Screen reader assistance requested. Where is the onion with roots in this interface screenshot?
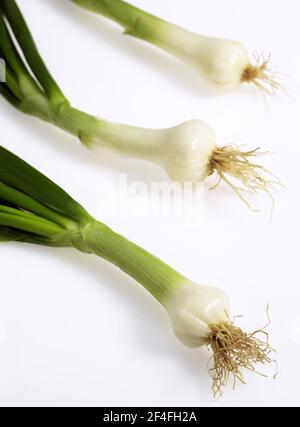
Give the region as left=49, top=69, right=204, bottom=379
left=0, top=1, right=279, bottom=209
left=71, top=0, right=281, bottom=94
left=0, top=146, right=276, bottom=396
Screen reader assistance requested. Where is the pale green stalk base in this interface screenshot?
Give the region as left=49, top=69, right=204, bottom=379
left=14, top=78, right=163, bottom=159
left=0, top=144, right=184, bottom=306
left=72, top=0, right=167, bottom=43
left=81, top=221, right=185, bottom=305
left=71, top=0, right=201, bottom=60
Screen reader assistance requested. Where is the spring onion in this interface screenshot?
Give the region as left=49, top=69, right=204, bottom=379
left=0, top=0, right=277, bottom=206
left=71, top=0, right=280, bottom=94
left=0, top=145, right=274, bottom=395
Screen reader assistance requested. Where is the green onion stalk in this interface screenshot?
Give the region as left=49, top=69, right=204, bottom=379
left=0, top=0, right=277, bottom=207
left=71, top=0, right=280, bottom=94
left=0, top=146, right=274, bottom=395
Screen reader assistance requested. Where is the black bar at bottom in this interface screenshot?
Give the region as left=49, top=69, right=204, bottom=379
left=0, top=407, right=206, bottom=424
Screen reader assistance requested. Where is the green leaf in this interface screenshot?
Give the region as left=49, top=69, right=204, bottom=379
left=0, top=146, right=90, bottom=224
left=1, top=65, right=24, bottom=100
left=0, top=14, right=48, bottom=106
left=0, top=81, right=21, bottom=108
left=0, top=226, right=21, bottom=242
left=0, top=12, right=31, bottom=80
left=0, top=197, right=15, bottom=208
left=0, top=225, right=72, bottom=247
left=0, top=0, right=67, bottom=106
left=0, top=210, right=64, bottom=237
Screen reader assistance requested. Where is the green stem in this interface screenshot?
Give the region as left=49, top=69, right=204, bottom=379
left=0, top=10, right=55, bottom=120
left=82, top=221, right=185, bottom=305
left=1, top=0, right=67, bottom=106
left=0, top=211, right=63, bottom=237
left=0, top=182, right=75, bottom=229
left=0, top=12, right=33, bottom=80
left=0, top=146, right=187, bottom=307
left=2, top=66, right=23, bottom=100
left=51, top=104, right=162, bottom=159
left=71, top=0, right=201, bottom=66
left=0, top=204, right=65, bottom=228
left=0, top=12, right=48, bottom=102
left=72, top=0, right=167, bottom=43
left=0, top=81, right=21, bottom=107
left=51, top=104, right=104, bottom=143
left=0, top=1, right=163, bottom=159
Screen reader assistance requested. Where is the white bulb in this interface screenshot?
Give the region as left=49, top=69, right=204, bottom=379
left=166, top=281, right=231, bottom=348
left=157, top=25, right=250, bottom=91
left=89, top=119, right=217, bottom=183
left=191, top=38, right=250, bottom=91
left=159, top=120, right=217, bottom=183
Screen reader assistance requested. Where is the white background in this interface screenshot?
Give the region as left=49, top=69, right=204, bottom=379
left=0, top=0, right=299, bottom=407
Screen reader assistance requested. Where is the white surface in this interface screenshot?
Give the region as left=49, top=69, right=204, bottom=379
left=0, top=0, right=299, bottom=407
